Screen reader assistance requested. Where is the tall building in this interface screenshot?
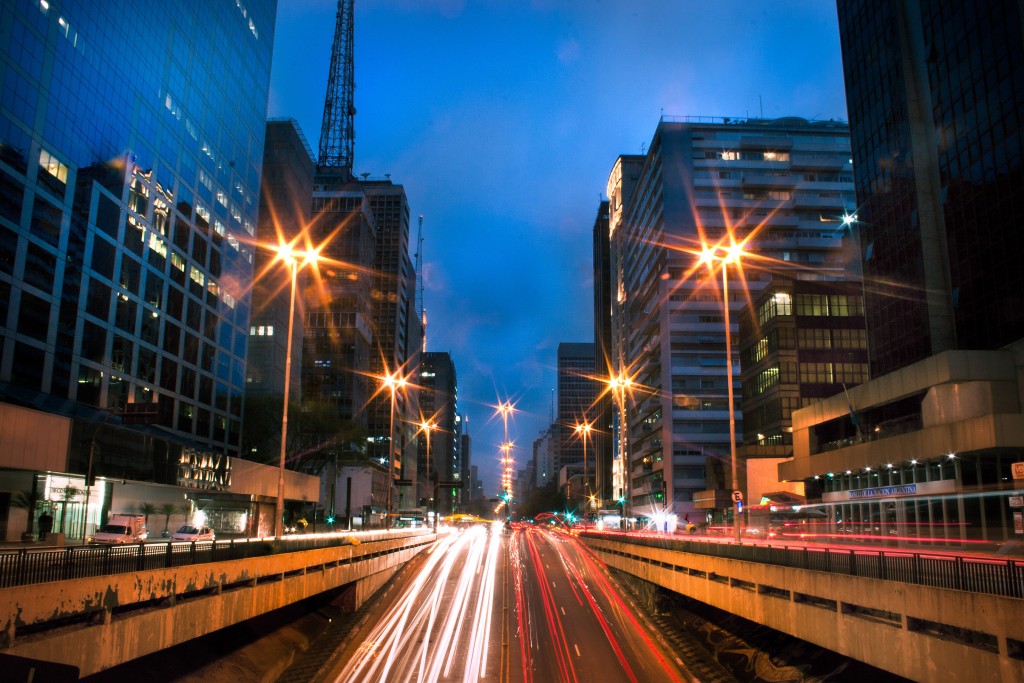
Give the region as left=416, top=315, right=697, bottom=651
left=247, top=120, right=315, bottom=404
left=303, top=175, right=375, bottom=428
left=775, top=1, right=1024, bottom=547
left=608, top=117, right=854, bottom=521
left=364, top=179, right=421, bottom=496
left=0, top=0, right=283, bottom=539
left=556, top=342, right=597, bottom=506
left=837, top=0, right=1024, bottom=376
left=417, top=351, right=458, bottom=513
left=591, top=200, right=614, bottom=506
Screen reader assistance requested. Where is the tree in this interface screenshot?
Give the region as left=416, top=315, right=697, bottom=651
left=58, top=486, right=81, bottom=534
left=11, top=489, right=42, bottom=537
left=159, top=503, right=178, bottom=533
left=178, top=503, right=192, bottom=524
left=138, top=502, right=157, bottom=529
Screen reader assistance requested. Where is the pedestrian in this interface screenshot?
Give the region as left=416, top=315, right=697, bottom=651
left=38, top=510, right=53, bottom=540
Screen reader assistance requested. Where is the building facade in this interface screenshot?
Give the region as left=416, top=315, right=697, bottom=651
left=837, top=0, right=1024, bottom=376
left=608, top=117, right=854, bottom=522
left=591, top=200, right=614, bottom=507
left=247, top=119, right=315, bottom=405
left=556, top=342, right=597, bottom=509
left=417, top=351, right=459, bottom=514
left=0, top=0, right=283, bottom=539
left=775, top=0, right=1024, bottom=549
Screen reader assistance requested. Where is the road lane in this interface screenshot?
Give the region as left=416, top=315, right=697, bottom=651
left=512, top=525, right=693, bottom=683
left=319, top=523, right=695, bottom=682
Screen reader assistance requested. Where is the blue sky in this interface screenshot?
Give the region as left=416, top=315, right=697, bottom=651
left=267, top=0, right=849, bottom=496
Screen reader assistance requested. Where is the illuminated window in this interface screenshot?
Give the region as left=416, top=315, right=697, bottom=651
left=189, top=266, right=204, bottom=286
left=38, top=149, right=68, bottom=184
left=148, top=233, right=167, bottom=260
left=265, top=325, right=273, bottom=336
left=171, top=251, right=185, bottom=272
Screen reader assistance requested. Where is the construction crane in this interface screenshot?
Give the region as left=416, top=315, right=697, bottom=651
left=318, top=0, right=356, bottom=174
left=414, top=214, right=426, bottom=351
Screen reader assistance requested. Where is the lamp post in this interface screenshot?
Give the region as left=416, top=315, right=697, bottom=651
left=700, top=244, right=744, bottom=543
left=496, top=400, right=515, bottom=512
left=607, top=373, right=633, bottom=529
left=418, top=418, right=437, bottom=532
left=382, top=371, right=407, bottom=530
left=574, top=421, right=593, bottom=513
left=273, top=244, right=320, bottom=540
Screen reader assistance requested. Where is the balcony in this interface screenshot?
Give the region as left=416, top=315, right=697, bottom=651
left=792, top=193, right=847, bottom=210
left=790, top=154, right=847, bottom=171
left=742, top=173, right=797, bottom=189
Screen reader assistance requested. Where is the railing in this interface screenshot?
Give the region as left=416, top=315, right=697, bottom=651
left=582, top=531, right=1024, bottom=600
left=0, top=530, right=431, bottom=589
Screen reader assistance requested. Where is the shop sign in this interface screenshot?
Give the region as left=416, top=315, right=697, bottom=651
left=848, top=484, right=917, bottom=500
left=1012, top=461, right=1024, bottom=480
left=1015, top=511, right=1023, bottom=535
left=1009, top=495, right=1024, bottom=508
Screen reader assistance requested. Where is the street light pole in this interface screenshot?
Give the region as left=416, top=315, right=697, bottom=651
left=701, top=244, right=744, bottom=543
left=275, top=258, right=298, bottom=540
left=383, top=372, right=407, bottom=531
left=419, top=419, right=437, bottom=532
left=722, top=259, right=741, bottom=544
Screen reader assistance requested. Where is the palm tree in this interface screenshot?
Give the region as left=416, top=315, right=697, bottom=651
left=138, top=502, right=157, bottom=530
left=11, top=489, right=42, bottom=538
left=178, top=502, right=192, bottom=524
left=159, top=503, right=178, bottom=534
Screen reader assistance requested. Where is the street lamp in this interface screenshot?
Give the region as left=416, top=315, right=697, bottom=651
left=574, top=421, right=593, bottom=513
left=606, top=372, right=634, bottom=529
left=699, top=243, right=745, bottom=543
left=496, top=399, right=515, bottom=511
left=417, top=418, right=437, bottom=532
left=382, top=370, right=408, bottom=530
left=273, top=244, right=321, bottom=540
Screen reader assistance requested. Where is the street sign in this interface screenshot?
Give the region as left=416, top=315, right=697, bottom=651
left=732, top=490, right=743, bottom=503
left=1012, top=461, right=1024, bottom=480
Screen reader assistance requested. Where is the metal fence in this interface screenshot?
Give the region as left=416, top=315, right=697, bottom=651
left=0, top=531, right=430, bottom=589
left=582, top=532, right=1024, bottom=599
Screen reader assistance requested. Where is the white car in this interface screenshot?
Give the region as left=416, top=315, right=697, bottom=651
left=170, top=525, right=215, bottom=542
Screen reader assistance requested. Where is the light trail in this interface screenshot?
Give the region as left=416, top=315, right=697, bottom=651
left=332, top=526, right=500, bottom=683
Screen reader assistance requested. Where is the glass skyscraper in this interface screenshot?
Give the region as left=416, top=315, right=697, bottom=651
left=0, top=0, right=277, bottom=534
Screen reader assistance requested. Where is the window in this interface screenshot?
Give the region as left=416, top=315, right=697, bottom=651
left=38, top=148, right=68, bottom=188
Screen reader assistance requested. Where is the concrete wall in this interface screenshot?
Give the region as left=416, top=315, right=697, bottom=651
left=583, top=536, right=1024, bottom=682
left=0, top=533, right=433, bottom=676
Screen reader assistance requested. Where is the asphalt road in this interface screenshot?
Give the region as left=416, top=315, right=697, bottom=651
left=318, top=523, right=694, bottom=683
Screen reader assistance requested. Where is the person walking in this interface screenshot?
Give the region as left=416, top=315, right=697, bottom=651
left=38, top=510, right=53, bottom=541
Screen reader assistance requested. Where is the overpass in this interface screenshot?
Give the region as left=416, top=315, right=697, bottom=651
left=0, top=530, right=434, bottom=677
left=580, top=531, right=1024, bottom=682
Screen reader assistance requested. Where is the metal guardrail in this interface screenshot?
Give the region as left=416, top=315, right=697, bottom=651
left=0, top=531, right=431, bottom=589
left=582, top=532, right=1024, bottom=600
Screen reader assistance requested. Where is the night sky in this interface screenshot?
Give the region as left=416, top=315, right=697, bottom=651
left=267, top=0, right=850, bottom=497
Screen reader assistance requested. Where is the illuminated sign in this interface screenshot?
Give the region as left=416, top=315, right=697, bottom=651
left=848, top=484, right=918, bottom=500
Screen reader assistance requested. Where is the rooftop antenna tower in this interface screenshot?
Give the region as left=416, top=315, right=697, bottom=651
left=415, top=214, right=426, bottom=351
left=317, top=0, right=356, bottom=175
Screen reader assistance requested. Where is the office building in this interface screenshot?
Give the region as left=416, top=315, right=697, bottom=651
left=777, top=1, right=1024, bottom=546
left=246, top=119, right=315, bottom=404
left=0, top=0, right=304, bottom=540
left=592, top=200, right=614, bottom=506
left=556, top=342, right=597, bottom=507
left=608, top=117, right=854, bottom=521
left=418, top=351, right=458, bottom=513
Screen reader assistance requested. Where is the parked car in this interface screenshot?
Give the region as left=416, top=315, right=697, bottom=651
left=88, top=514, right=148, bottom=545
left=170, top=525, right=215, bottom=542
